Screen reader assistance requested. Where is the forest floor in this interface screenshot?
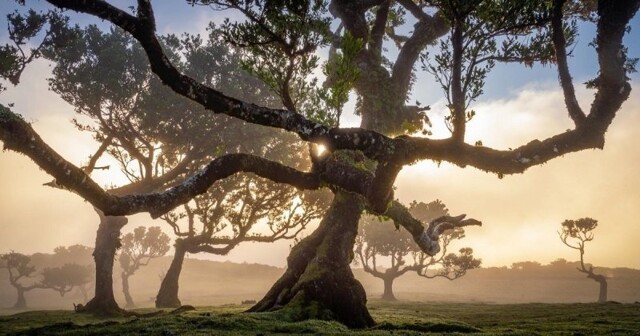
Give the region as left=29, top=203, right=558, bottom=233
left=1, top=300, right=639, bottom=335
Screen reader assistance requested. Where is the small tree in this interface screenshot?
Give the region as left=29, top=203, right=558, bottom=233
left=559, top=217, right=608, bottom=303
left=118, top=226, right=170, bottom=308
left=355, top=200, right=481, bottom=301
left=40, top=263, right=93, bottom=298
left=0, top=252, right=40, bottom=309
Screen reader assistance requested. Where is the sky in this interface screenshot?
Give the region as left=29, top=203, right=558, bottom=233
left=0, top=1, right=639, bottom=269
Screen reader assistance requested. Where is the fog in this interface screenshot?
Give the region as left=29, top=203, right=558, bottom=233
left=1, top=1, right=640, bottom=314
left=2, top=252, right=639, bottom=311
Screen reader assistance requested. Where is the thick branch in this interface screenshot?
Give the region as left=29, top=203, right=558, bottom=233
left=391, top=9, right=449, bottom=97
left=383, top=200, right=481, bottom=255
left=552, top=0, right=586, bottom=126
left=450, top=19, right=466, bottom=143
left=369, top=0, right=390, bottom=58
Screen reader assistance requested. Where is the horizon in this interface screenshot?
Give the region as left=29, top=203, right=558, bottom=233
left=1, top=2, right=639, bottom=270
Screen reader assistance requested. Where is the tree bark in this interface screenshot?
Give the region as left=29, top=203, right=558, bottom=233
left=381, top=276, right=397, bottom=301
left=155, top=239, right=187, bottom=308
left=77, top=213, right=127, bottom=315
left=122, top=272, right=134, bottom=308
left=249, top=192, right=374, bottom=328
left=13, top=287, right=27, bottom=309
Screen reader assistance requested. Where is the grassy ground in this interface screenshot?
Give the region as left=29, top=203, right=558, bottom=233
left=1, top=300, right=639, bottom=335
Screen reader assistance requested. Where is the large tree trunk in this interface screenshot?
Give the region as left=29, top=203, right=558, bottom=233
left=156, top=239, right=187, bottom=308
left=249, top=192, right=374, bottom=328
left=13, top=287, right=26, bottom=309
left=78, top=213, right=127, bottom=315
left=381, top=276, right=397, bottom=301
left=122, top=272, right=134, bottom=308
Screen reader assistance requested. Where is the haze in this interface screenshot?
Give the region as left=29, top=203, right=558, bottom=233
left=0, top=0, right=639, bottom=291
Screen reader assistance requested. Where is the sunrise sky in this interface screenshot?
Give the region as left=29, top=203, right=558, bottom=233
left=0, top=1, right=639, bottom=269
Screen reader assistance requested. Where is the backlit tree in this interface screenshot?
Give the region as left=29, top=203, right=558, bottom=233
left=118, top=226, right=170, bottom=308
left=40, top=263, right=93, bottom=298
left=356, top=200, right=480, bottom=301
left=0, top=0, right=638, bottom=328
left=559, top=217, right=608, bottom=303
left=0, top=252, right=40, bottom=309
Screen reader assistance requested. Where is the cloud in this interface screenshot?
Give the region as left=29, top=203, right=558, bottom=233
left=396, top=82, right=640, bottom=268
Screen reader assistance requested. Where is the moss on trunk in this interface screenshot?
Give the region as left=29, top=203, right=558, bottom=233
left=249, top=192, right=374, bottom=328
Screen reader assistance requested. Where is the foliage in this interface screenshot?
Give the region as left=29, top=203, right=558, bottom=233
left=119, top=226, right=170, bottom=274
left=40, top=263, right=92, bottom=297
left=421, top=0, right=567, bottom=134
left=560, top=217, right=598, bottom=246
left=0, top=252, right=35, bottom=280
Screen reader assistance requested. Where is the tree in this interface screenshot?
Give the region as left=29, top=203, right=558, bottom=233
left=0, top=0, right=638, bottom=328
left=118, top=226, right=170, bottom=308
left=0, top=252, right=40, bottom=309
left=40, top=263, right=93, bottom=298
left=355, top=200, right=480, bottom=301
left=1, top=15, right=292, bottom=315
left=51, top=245, right=94, bottom=301
left=156, top=172, right=328, bottom=308
left=559, top=217, right=608, bottom=303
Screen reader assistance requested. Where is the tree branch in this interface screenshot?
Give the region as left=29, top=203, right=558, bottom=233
left=552, top=0, right=586, bottom=126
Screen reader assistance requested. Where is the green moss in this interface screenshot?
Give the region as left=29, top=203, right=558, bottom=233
left=331, top=150, right=377, bottom=173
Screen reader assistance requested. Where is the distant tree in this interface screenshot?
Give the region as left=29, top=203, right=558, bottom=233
left=156, top=174, right=328, bottom=308
left=511, top=261, right=543, bottom=271
left=51, top=245, right=94, bottom=301
left=559, top=217, right=608, bottom=303
left=118, top=226, right=170, bottom=308
left=40, top=263, right=93, bottom=298
left=0, top=252, right=40, bottom=309
left=355, top=200, right=481, bottom=301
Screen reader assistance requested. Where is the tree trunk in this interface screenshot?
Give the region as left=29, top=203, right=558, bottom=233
left=13, top=287, right=26, bottom=309
left=78, top=213, right=127, bottom=315
left=122, top=272, right=134, bottom=308
left=156, top=239, right=187, bottom=308
left=381, top=276, right=397, bottom=301
left=595, top=275, right=608, bottom=303
left=249, top=192, right=374, bottom=328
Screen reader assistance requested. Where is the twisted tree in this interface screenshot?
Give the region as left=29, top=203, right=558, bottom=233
left=559, top=217, right=608, bottom=303
left=355, top=200, right=481, bottom=301
left=0, top=0, right=638, bottom=328
left=0, top=252, right=40, bottom=309
left=119, top=226, right=170, bottom=308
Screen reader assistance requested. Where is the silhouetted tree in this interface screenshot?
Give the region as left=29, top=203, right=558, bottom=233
left=559, top=217, right=608, bottom=303
left=40, top=263, right=93, bottom=298
left=156, top=173, right=328, bottom=308
left=0, top=252, right=40, bottom=309
left=355, top=201, right=480, bottom=300
left=1, top=0, right=637, bottom=327
left=51, top=245, right=93, bottom=301
left=118, top=226, right=170, bottom=308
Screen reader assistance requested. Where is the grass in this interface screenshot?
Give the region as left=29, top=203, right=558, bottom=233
left=1, top=301, right=639, bottom=335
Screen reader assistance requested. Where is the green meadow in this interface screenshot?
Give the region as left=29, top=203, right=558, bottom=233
left=2, top=301, right=639, bottom=335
